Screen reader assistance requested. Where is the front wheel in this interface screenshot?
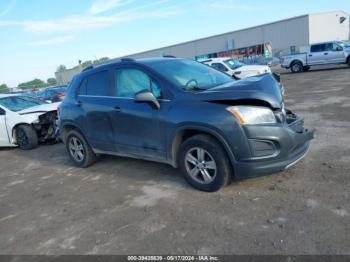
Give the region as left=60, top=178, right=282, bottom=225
left=65, top=130, right=97, bottom=167
left=178, top=134, right=232, bottom=192
left=15, top=125, right=38, bottom=150
left=347, top=57, right=350, bottom=67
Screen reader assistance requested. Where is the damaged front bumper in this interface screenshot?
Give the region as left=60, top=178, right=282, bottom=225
left=232, top=111, right=315, bottom=179
left=32, top=111, right=58, bottom=143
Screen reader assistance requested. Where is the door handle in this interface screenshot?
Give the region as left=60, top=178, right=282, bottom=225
left=324, top=52, right=328, bottom=55
left=114, top=106, right=122, bottom=112
left=75, top=101, right=82, bottom=107
left=309, top=54, right=313, bottom=57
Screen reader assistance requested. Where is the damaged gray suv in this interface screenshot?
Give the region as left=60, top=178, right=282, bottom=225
left=59, top=57, right=314, bottom=192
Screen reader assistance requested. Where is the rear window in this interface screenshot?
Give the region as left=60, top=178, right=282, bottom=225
left=80, top=71, right=109, bottom=96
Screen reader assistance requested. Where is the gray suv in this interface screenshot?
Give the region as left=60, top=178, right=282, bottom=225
left=59, top=57, right=314, bottom=192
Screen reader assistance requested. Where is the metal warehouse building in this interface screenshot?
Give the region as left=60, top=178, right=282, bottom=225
left=56, top=10, right=349, bottom=84
left=126, top=10, right=350, bottom=59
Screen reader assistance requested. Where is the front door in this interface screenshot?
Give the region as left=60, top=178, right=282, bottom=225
left=110, top=67, right=167, bottom=160
left=327, top=43, right=346, bottom=64
left=0, top=107, right=10, bottom=146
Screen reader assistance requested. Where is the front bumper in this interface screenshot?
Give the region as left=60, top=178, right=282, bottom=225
left=232, top=117, right=315, bottom=179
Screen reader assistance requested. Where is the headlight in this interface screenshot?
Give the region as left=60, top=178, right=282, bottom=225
left=227, top=106, right=277, bottom=125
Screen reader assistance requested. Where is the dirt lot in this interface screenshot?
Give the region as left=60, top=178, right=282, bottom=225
left=0, top=66, right=349, bottom=255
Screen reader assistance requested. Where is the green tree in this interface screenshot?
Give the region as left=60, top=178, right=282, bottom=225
left=18, top=79, right=46, bottom=89
left=47, top=78, right=57, bottom=86
left=81, top=60, right=93, bottom=68
left=57, top=65, right=67, bottom=72
left=0, top=83, right=9, bottom=93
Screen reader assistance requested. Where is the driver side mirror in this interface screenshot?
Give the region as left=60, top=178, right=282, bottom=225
left=135, top=90, right=160, bottom=110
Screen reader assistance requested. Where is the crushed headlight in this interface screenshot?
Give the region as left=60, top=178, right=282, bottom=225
left=227, top=106, right=277, bottom=125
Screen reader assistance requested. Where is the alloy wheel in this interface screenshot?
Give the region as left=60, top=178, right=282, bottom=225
left=69, top=136, right=85, bottom=162
left=185, top=147, right=217, bottom=184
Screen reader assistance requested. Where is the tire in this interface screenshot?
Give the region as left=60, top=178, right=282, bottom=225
left=178, top=134, right=232, bottom=192
left=303, top=66, right=310, bottom=72
left=347, top=57, right=350, bottom=68
left=291, top=61, right=303, bottom=73
left=15, top=125, right=38, bottom=150
left=65, top=129, right=97, bottom=168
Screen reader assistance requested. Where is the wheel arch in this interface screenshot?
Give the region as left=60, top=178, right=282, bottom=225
left=169, top=125, right=236, bottom=169
left=290, top=59, right=303, bottom=67
left=60, top=123, right=85, bottom=144
left=12, top=123, right=33, bottom=143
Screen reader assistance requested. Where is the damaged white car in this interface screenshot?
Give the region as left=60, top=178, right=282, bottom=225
left=0, top=94, right=59, bottom=150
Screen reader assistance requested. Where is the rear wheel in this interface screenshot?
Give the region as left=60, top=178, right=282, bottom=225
left=291, top=61, right=303, bottom=73
left=15, top=125, right=38, bottom=150
left=65, top=130, right=97, bottom=167
left=178, top=134, right=232, bottom=192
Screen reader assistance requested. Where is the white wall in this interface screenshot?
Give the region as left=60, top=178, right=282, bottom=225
left=309, top=10, right=350, bottom=44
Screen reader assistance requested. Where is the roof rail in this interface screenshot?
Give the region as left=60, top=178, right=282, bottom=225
left=163, top=55, right=176, bottom=58
left=82, top=65, right=93, bottom=72
left=121, top=58, right=135, bottom=62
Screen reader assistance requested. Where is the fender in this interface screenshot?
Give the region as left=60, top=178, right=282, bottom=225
left=168, top=123, right=237, bottom=168
left=290, top=59, right=304, bottom=67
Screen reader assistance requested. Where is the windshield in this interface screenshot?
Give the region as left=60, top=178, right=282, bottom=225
left=149, top=59, right=234, bottom=91
left=0, top=96, right=47, bottom=112
left=339, top=41, right=350, bottom=48
left=224, top=59, right=245, bottom=70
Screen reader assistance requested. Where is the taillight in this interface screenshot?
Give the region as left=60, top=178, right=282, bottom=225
left=57, top=92, right=65, bottom=97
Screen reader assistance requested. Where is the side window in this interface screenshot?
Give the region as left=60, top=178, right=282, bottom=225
left=211, top=63, right=227, bottom=72
left=115, top=69, right=161, bottom=98
left=84, top=71, right=109, bottom=96
left=325, top=43, right=333, bottom=51
left=311, top=44, right=326, bottom=53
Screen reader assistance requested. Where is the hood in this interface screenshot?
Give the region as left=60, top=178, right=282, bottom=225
left=195, top=74, right=283, bottom=109
left=18, top=102, right=60, bottom=115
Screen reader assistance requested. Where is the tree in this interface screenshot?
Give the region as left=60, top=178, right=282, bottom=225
left=18, top=79, right=46, bottom=89
left=56, top=65, right=67, bottom=72
left=47, top=78, right=57, bottom=86
left=81, top=60, right=93, bottom=68
left=93, top=57, right=110, bottom=64
left=0, top=84, right=9, bottom=93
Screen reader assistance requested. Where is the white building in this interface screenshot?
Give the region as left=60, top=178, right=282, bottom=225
left=126, top=10, right=349, bottom=59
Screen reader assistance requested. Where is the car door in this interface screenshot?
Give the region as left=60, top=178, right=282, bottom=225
left=308, top=44, right=327, bottom=65
left=0, top=107, right=10, bottom=146
left=110, top=66, right=168, bottom=160
left=77, top=69, right=117, bottom=152
left=327, top=43, right=346, bottom=64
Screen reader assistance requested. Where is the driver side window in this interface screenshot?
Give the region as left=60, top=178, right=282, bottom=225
left=115, top=69, right=161, bottom=98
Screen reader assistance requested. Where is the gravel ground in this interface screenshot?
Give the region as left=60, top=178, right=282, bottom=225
left=0, top=65, right=349, bottom=255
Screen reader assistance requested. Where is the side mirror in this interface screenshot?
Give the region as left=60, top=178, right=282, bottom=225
left=135, top=90, right=160, bottom=110
left=272, top=72, right=281, bottom=83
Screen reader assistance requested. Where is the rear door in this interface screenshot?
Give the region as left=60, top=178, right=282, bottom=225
left=109, top=66, right=168, bottom=160
left=77, top=69, right=117, bottom=152
left=308, top=44, right=327, bottom=65
left=0, top=107, right=10, bottom=146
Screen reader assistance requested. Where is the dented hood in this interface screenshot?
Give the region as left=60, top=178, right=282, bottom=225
left=18, top=102, right=60, bottom=115
left=196, top=74, right=283, bottom=109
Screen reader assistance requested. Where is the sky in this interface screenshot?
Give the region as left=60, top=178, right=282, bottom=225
left=0, top=0, right=349, bottom=87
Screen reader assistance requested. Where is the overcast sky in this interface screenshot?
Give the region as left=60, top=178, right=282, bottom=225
left=0, top=0, right=349, bottom=86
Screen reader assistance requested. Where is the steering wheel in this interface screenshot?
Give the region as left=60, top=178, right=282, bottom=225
left=185, top=79, right=198, bottom=89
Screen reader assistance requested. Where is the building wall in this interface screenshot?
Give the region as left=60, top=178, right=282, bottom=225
left=128, top=15, right=310, bottom=59
left=309, top=11, right=350, bottom=44
left=55, top=67, right=82, bottom=85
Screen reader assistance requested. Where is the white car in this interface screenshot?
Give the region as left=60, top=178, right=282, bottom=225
left=201, top=57, right=271, bottom=79
left=0, top=94, right=60, bottom=150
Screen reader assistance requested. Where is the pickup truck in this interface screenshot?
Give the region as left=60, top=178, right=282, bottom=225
left=281, top=41, right=350, bottom=73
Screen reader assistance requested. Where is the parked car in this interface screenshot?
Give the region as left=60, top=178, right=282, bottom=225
left=37, top=86, right=67, bottom=103
left=200, top=57, right=271, bottom=79
left=59, top=57, right=314, bottom=192
left=0, top=94, right=59, bottom=150
left=281, top=41, right=350, bottom=73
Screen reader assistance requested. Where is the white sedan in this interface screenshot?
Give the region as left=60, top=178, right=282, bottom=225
left=0, top=94, right=60, bottom=150
left=201, top=57, right=271, bottom=79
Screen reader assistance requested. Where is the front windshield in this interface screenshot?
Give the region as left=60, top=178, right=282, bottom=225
left=224, top=59, right=245, bottom=70
left=149, top=59, right=234, bottom=91
left=0, top=96, right=47, bottom=112
left=339, top=41, right=350, bottom=48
